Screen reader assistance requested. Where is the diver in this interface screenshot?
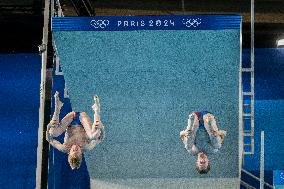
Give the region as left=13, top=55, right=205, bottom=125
left=179, top=111, right=226, bottom=174
left=46, top=91, right=104, bottom=170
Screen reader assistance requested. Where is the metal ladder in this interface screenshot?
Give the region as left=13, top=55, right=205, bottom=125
left=242, top=0, right=255, bottom=157
left=242, top=66, right=255, bottom=156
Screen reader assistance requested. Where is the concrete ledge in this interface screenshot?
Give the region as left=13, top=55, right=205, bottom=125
left=91, top=178, right=240, bottom=189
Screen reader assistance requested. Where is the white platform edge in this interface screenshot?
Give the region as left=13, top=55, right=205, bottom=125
left=90, top=178, right=240, bottom=189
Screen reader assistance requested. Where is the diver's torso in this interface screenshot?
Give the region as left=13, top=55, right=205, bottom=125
left=64, top=125, right=90, bottom=150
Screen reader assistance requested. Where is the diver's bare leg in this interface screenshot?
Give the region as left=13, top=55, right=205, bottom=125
left=80, top=95, right=103, bottom=140
left=203, top=113, right=226, bottom=137
left=51, top=91, right=63, bottom=122
left=92, top=95, right=102, bottom=128
left=180, top=113, right=200, bottom=154
left=180, top=112, right=199, bottom=138
left=186, top=113, right=199, bottom=132
left=48, top=91, right=74, bottom=137
left=186, top=113, right=199, bottom=153
left=60, top=112, right=76, bottom=129
left=203, top=113, right=226, bottom=149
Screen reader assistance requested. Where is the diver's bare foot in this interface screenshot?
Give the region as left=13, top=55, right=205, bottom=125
left=94, top=95, right=99, bottom=101
left=54, top=91, right=63, bottom=109
left=54, top=91, right=60, bottom=98
left=92, top=95, right=100, bottom=112
left=180, top=130, right=190, bottom=138
left=94, top=95, right=100, bottom=106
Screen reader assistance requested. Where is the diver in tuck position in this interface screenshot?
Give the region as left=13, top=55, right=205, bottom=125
left=180, top=111, right=227, bottom=174
left=46, top=91, right=104, bottom=170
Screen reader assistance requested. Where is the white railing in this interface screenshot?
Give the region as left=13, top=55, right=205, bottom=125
left=241, top=169, right=273, bottom=189
left=241, top=131, right=273, bottom=189
left=36, top=0, right=51, bottom=188
left=241, top=180, right=256, bottom=189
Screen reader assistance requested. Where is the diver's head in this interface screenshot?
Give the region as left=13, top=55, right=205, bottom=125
left=196, top=151, right=210, bottom=174
left=68, top=144, right=82, bottom=170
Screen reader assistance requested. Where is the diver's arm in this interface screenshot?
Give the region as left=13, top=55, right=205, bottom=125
left=49, top=139, right=67, bottom=153
left=184, top=135, right=199, bottom=155
left=46, top=123, right=67, bottom=153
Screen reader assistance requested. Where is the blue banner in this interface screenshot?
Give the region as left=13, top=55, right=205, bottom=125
left=52, top=15, right=241, bottom=31
left=274, top=170, right=284, bottom=186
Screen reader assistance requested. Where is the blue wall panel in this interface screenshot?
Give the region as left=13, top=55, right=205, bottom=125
left=0, top=54, right=40, bottom=189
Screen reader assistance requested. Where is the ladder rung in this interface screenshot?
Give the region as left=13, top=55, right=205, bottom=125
left=244, top=151, right=254, bottom=155
left=242, top=68, right=253, bottom=72
left=243, top=130, right=252, bottom=133
left=244, top=144, right=252, bottom=146
left=243, top=92, right=253, bottom=95
left=243, top=113, right=253, bottom=117
left=243, top=133, right=254, bottom=136
left=243, top=104, right=252, bottom=107
left=243, top=117, right=254, bottom=120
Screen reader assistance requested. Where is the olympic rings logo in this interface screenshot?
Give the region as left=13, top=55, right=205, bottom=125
left=90, top=19, right=110, bottom=29
left=182, top=18, right=202, bottom=28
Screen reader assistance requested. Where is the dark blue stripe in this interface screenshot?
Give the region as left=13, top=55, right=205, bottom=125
left=52, top=15, right=241, bottom=31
